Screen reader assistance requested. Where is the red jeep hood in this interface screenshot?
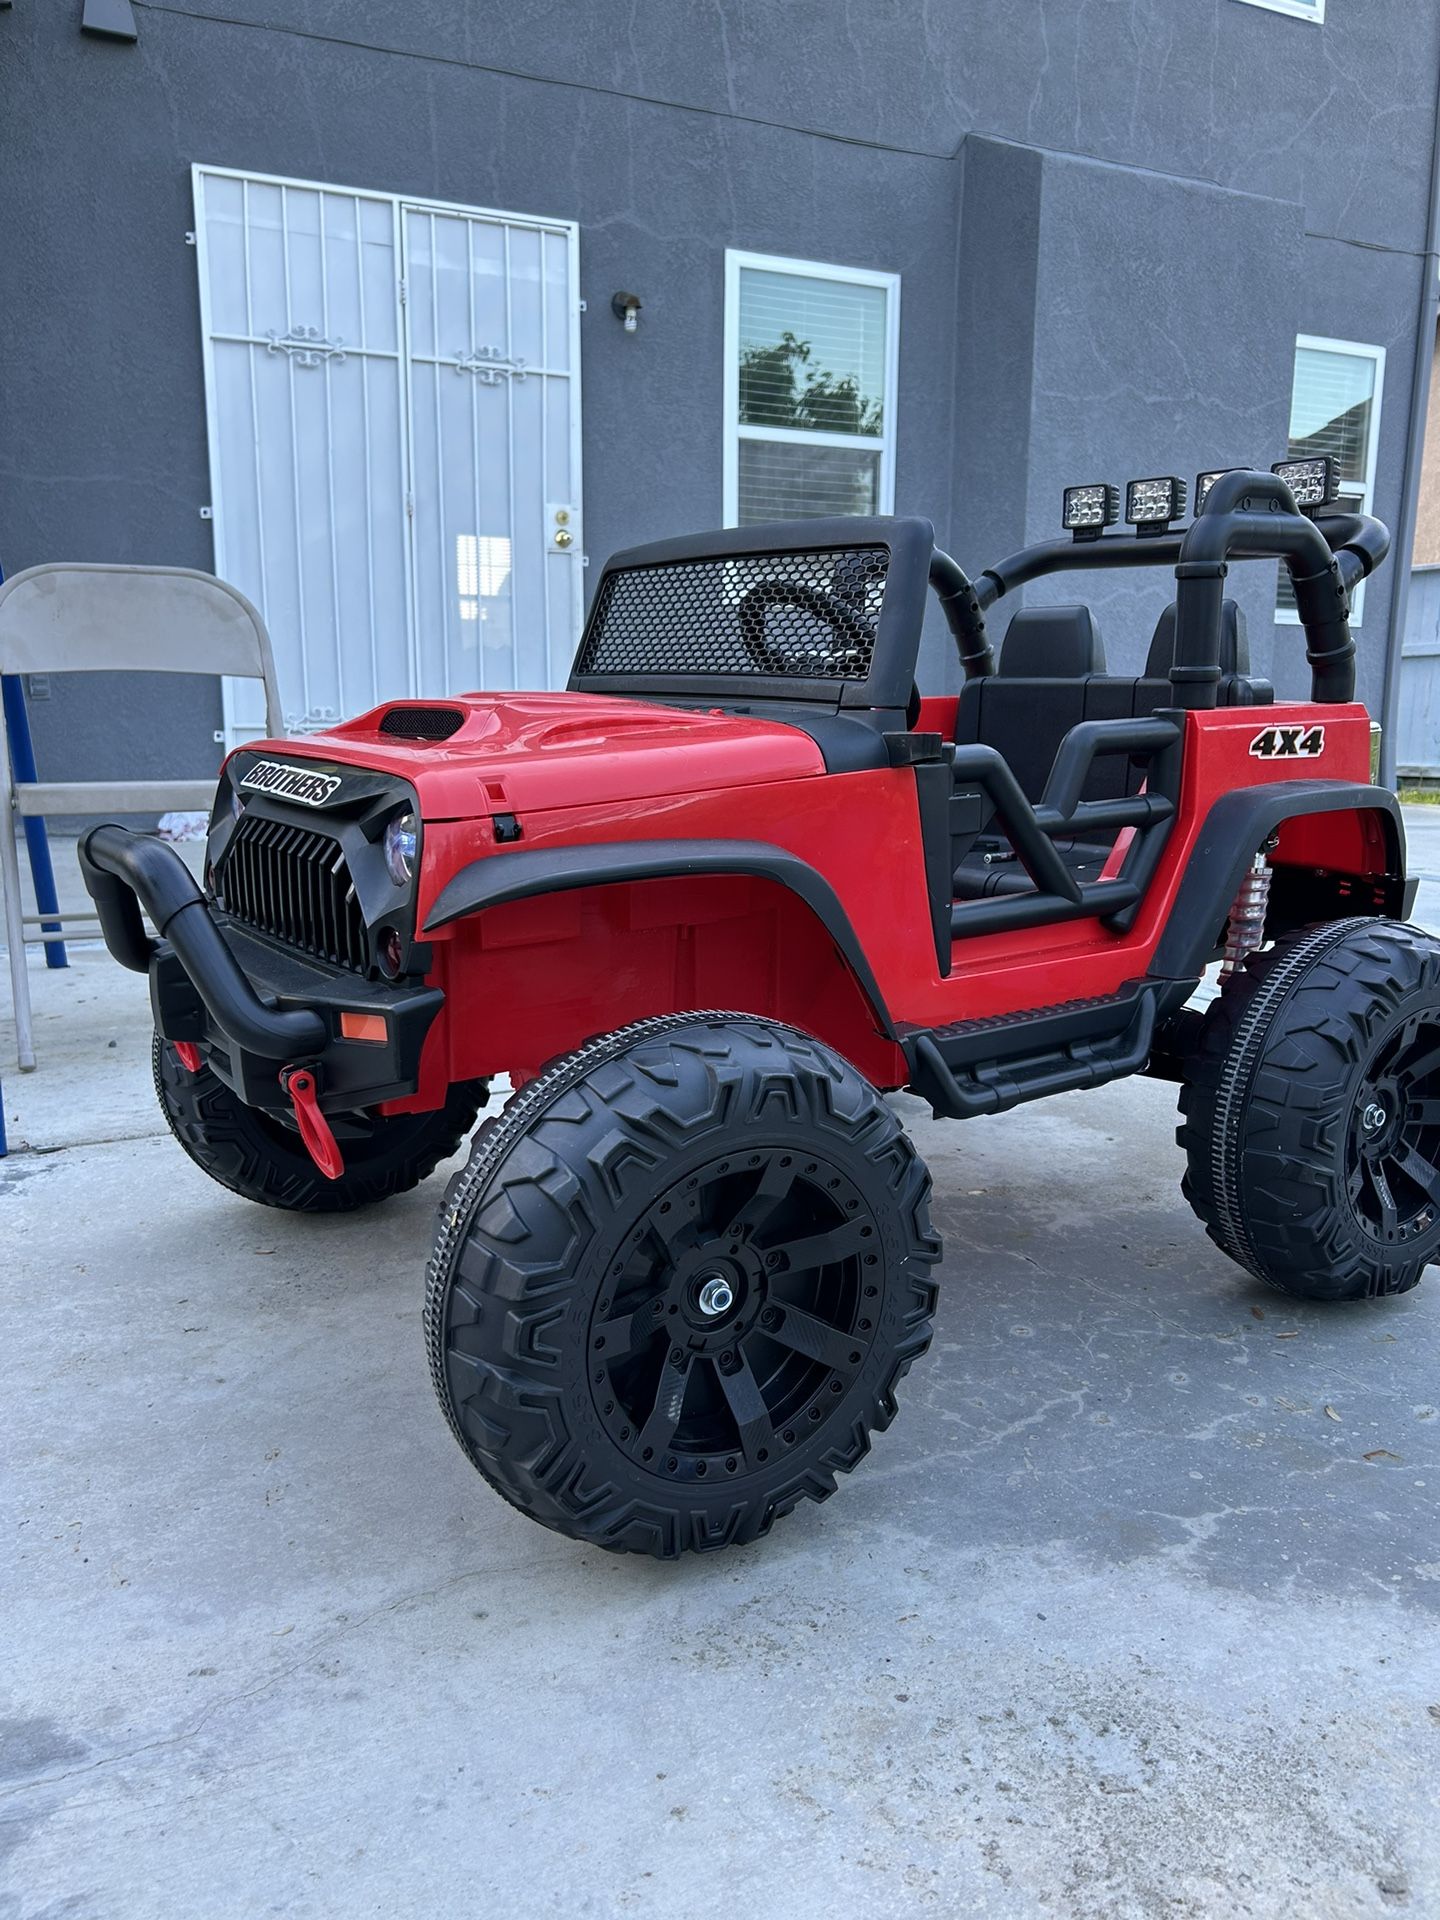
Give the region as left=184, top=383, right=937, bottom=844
left=239, top=692, right=826, bottom=817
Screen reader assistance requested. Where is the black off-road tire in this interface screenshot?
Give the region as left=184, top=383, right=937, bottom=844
left=1179, top=919, right=1440, bottom=1300
left=153, top=1034, right=488, bottom=1214
left=424, top=1013, right=941, bottom=1558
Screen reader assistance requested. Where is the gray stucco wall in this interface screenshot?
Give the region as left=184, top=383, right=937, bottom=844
left=1, top=0, right=1436, bottom=780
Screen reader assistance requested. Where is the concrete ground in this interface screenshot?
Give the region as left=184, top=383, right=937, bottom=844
left=4, top=822, right=1440, bottom=1919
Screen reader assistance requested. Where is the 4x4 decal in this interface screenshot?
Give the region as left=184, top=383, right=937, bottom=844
left=1249, top=724, right=1325, bottom=760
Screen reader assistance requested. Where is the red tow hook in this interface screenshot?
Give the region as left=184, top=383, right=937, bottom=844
left=172, top=1041, right=202, bottom=1073
left=280, top=1066, right=345, bottom=1181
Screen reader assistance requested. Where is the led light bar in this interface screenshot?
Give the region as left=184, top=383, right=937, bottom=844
left=1062, top=482, right=1120, bottom=538
left=1271, top=455, right=1340, bottom=511
left=1125, top=475, right=1188, bottom=529
left=1195, top=469, right=1242, bottom=513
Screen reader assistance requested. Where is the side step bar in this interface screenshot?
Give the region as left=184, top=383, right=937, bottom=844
left=903, top=983, right=1160, bottom=1120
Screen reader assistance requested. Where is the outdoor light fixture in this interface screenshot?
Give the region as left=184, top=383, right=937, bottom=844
left=1061, top=483, right=1119, bottom=539
left=1125, top=475, right=1188, bottom=532
left=1271, top=455, right=1340, bottom=511
left=1195, top=469, right=1242, bottom=513
left=611, top=291, right=643, bottom=333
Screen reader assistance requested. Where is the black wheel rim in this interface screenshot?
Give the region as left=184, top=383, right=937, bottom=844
left=1346, top=1011, right=1440, bottom=1245
left=588, top=1146, right=881, bottom=1482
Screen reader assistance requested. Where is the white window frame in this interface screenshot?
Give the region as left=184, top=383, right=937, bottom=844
left=1278, top=333, right=1385, bottom=627
left=723, top=249, right=900, bottom=528
left=1232, top=0, right=1325, bottom=23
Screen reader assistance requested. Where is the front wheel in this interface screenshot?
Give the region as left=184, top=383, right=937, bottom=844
left=424, top=1013, right=940, bottom=1558
left=1179, top=919, right=1440, bottom=1300
left=153, top=1034, right=488, bottom=1213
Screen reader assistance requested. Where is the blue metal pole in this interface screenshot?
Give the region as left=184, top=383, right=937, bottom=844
left=0, top=555, right=67, bottom=969
left=2, top=677, right=67, bottom=968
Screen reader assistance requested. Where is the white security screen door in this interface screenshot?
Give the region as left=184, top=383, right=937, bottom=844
left=193, top=167, right=582, bottom=744
left=403, top=205, right=581, bottom=699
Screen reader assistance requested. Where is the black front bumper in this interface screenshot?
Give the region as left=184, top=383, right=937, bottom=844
left=78, top=825, right=443, bottom=1113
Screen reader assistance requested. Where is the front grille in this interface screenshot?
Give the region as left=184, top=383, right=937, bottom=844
left=218, top=815, right=368, bottom=972
left=573, top=545, right=889, bottom=682
left=378, top=705, right=464, bottom=741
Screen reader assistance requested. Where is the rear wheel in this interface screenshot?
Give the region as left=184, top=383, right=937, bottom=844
left=425, top=1013, right=940, bottom=1558
left=1179, top=919, right=1440, bottom=1300
left=153, top=1034, right=487, bottom=1213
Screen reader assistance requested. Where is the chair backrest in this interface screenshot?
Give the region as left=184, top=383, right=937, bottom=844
left=955, top=605, right=1116, bottom=801
left=0, top=562, right=283, bottom=735
left=996, top=605, right=1107, bottom=677
left=1142, top=599, right=1274, bottom=708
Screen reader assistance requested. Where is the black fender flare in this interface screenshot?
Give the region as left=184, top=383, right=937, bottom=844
left=1147, top=781, right=1407, bottom=981
left=423, top=837, right=896, bottom=1038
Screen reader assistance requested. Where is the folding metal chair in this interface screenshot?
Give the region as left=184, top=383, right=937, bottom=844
left=0, top=563, right=283, bottom=1070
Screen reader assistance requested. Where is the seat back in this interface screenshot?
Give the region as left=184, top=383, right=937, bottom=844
left=955, top=596, right=1276, bottom=811
left=0, top=563, right=283, bottom=723
left=0, top=562, right=285, bottom=818
left=955, top=605, right=1116, bottom=802
left=1139, top=600, right=1273, bottom=709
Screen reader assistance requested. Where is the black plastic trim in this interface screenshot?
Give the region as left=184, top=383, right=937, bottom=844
left=657, top=700, right=904, bottom=773
left=905, top=982, right=1163, bottom=1118
left=913, top=760, right=959, bottom=976
left=157, top=924, right=445, bottom=1112
left=78, top=824, right=328, bottom=1059
left=568, top=515, right=933, bottom=715
left=1147, top=782, right=1406, bottom=980
left=214, top=753, right=423, bottom=976
left=423, top=837, right=895, bottom=1036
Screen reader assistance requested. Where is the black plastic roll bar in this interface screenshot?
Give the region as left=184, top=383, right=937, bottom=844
left=928, top=550, right=995, bottom=678
left=929, top=470, right=1391, bottom=707
left=945, top=714, right=1180, bottom=938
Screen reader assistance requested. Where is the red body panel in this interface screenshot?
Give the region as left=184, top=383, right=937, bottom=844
left=234, top=694, right=1388, bottom=1103
left=313, top=693, right=824, bottom=814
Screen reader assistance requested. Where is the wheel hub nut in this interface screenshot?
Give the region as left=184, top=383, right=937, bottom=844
left=1362, top=1102, right=1388, bottom=1133
left=696, top=1274, right=735, bottom=1318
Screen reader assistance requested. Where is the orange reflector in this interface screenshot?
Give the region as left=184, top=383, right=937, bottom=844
left=340, top=1011, right=388, bottom=1044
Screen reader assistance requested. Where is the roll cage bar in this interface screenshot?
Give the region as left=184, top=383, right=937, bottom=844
left=928, top=468, right=1391, bottom=706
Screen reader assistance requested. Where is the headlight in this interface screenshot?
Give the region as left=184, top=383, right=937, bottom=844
left=383, top=810, right=417, bottom=885
left=230, top=784, right=245, bottom=822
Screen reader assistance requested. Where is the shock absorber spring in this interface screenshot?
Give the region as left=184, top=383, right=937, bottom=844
left=1220, top=851, right=1274, bottom=980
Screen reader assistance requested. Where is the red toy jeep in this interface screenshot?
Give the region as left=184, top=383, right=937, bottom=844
left=81, top=461, right=1427, bottom=1558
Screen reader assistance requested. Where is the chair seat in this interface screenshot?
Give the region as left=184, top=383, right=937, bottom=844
left=13, top=779, right=217, bottom=815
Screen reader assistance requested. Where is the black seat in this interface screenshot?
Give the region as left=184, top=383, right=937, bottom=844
left=951, top=599, right=1272, bottom=907
left=1139, top=600, right=1273, bottom=709
left=954, top=606, right=1111, bottom=802
left=993, top=604, right=1107, bottom=679
left=952, top=607, right=1119, bottom=898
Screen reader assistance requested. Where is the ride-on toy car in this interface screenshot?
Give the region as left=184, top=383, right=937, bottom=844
left=81, top=460, right=1427, bottom=1558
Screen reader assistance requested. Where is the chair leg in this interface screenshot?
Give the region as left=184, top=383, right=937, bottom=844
left=1, top=816, right=37, bottom=1071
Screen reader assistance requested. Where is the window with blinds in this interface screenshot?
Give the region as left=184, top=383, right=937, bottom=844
left=724, top=251, right=899, bottom=527
left=1277, top=335, right=1384, bottom=623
